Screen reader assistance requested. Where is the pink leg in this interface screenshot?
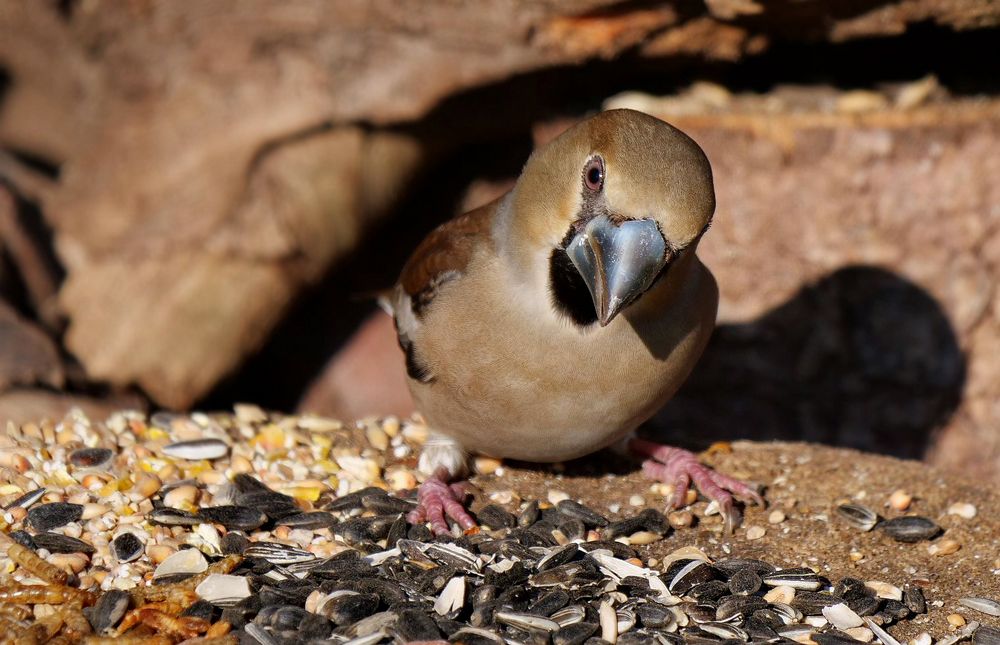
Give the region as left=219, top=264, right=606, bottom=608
left=407, top=468, right=477, bottom=536
left=630, top=438, right=763, bottom=533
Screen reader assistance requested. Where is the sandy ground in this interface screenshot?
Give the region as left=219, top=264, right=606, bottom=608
left=467, top=441, right=1000, bottom=641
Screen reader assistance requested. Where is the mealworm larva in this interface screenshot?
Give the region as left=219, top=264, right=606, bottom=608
left=136, top=609, right=210, bottom=640
left=84, top=637, right=174, bottom=645
left=0, top=604, right=31, bottom=621
left=6, top=542, right=70, bottom=586
left=204, top=620, right=232, bottom=638
left=0, top=582, right=95, bottom=605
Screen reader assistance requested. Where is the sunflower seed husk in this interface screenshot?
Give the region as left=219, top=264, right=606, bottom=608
left=552, top=605, right=588, bottom=627
left=836, top=504, right=880, bottom=531
left=111, top=532, right=144, bottom=562
left=865, top=617, right=903, bottom=645
left=824, top=603, right=865, bottom=629
left=153, top=547, right=207, bottom=579
left=88, top=589, right=131, bottom=634
left=162, top=438, right=229, bottom=460
left=148, top=507, right=202, bottom=526
left=959, top=598, right=1000, bottom=617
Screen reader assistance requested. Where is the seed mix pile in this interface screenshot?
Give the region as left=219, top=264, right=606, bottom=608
left=0, top=407, right=997, bottom=645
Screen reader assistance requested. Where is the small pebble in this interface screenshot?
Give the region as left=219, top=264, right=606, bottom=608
left=927, top=539, right=962, bottom=556
left=947, top=613, right=966, bottom=627
left=548, top=490, right=570, bottom=505
left=768, top=509, right=786, bottom=524
left=888, top=489, right=913, bottom=511
left=947, top=503, right=977, bottom=519
left=746, top=525, right=766, bottom=540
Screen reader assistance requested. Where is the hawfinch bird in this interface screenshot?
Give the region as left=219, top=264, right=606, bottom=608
left=390, top=109, right=761, bottom=535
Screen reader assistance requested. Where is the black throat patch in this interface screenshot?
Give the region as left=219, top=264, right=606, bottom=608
left=549, top=227, right=599, bottom=327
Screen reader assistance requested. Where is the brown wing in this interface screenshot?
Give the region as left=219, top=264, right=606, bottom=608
left=399, top=199, right=498, bottom=318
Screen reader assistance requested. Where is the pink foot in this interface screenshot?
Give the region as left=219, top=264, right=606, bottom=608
left=629, top=438, right=763, bottom=533
left=407, top=469, right=477, bottom=536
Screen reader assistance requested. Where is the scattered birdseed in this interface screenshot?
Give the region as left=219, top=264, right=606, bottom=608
left=0, top=408, right=983, bottom=643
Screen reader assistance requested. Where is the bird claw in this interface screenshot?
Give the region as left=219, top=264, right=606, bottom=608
left=630, top=438, right=763, bottom=533
left=407, top=473, right=477, bottom=536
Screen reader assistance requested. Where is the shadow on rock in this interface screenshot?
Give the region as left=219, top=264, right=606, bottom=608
left=643, top=265, right=966, bottom=461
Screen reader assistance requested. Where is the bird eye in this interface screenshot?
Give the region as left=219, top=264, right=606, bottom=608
left=583, top=157, right=604, bottom=192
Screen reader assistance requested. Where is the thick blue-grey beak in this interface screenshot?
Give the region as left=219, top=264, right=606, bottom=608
left=566, top=214, right=669, bottom=327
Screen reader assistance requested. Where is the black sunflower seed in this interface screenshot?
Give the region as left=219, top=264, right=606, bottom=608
left=395, top=608, right=442, bottom=641
left=323, top=486, right=387, bottom=512
left=69, top=447, right=114, bottom=469
left=298, top=613, right=333, bottom=640
left=728, top=568, right=763, bottom=595
left=553, top=621, right=599, bottom=645
left=275, top=511, right=338, bottom=529
left=528, top=589, right=570, bottom=616
left=220, top=532, right=250, bottom=555
left=763, top=567, right=824, bottom=590
left=9, top=530, right=35, bottom=549
left=690, top=580, right=730, bottom=602
left=716, top=595, right=767, bottom=621
left=148, top=507, right=202, bottom=526
left=973, top=625, right=1000, bottom=645
left=518, top=500, right=540, bottom=527
left=3, top=488, right=45, bottom=510
left=31, top=532, right=95, bottom=555
left=847, top=594, right=883, bottom=617
left=636, top=602, right=674, bottom=628
left=903, top=584, right=927, bottom=614
left=556, top=500, right=608, bottom=527
left=879, top=516, right=942, bottom=542
left=714, top=558, right=776, bottom=578
left=791, top=591, right=841, bottom=615
left=27, top=502, right=83, bottom=531
left=814, top=631, right=866, bottom=645
left=197, top=505, right=268, bottom=531
left=320, top=593, right=380, bottom=626
left=359, top=492, right=413, bottom=515
left=477, top=504, right=517, bottom=530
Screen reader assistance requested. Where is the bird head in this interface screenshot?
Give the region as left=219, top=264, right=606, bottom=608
left=505, top=109, right=716, bottom=327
